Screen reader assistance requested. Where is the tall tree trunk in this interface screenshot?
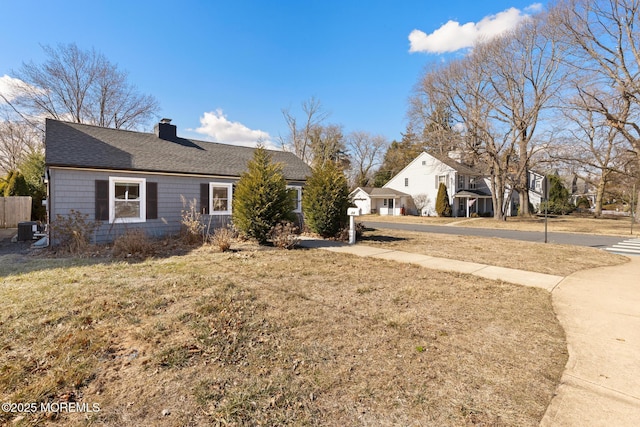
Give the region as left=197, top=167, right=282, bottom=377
left=489, top=162, right=507, bottom=221
left=635, top=187, right=640, bottom=224
left=517, top=139, right=531, bottom=216
left=593, top=173, right=607, bottom=218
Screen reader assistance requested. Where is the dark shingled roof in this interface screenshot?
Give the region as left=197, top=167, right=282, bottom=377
left=428, top=152, right=484, bottom=176
left=45, top=119, right=311, bottom=181
left=354, top=187, right=410, bottom=198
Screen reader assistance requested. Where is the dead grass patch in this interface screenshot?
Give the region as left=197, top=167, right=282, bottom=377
left=112, top=229, right=156, bottom=259
left=360, top=227, right=626, bottom=276
left=364, top=213, right=637, bottom=236
left=0, top=246, right=566, bottom=426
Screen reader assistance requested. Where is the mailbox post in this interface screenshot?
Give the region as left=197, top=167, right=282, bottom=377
left=347, top=207, right=361, bottom=245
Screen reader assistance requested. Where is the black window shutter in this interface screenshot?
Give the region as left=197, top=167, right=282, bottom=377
left=146, top=182, right=158, bottom=220
left=95, top=180, right=109, bottom=221
left=200, top=183, right=209, bottom=214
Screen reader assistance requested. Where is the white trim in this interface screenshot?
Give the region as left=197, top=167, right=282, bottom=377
left=287, top=185, right=302, bottom=213
left=109, top=176, right=146, bottom=224
left=49, top=165, right=241, bottom=180
left=209, top=182, right=233, bottom=215
left=48, top=165, right=308, bottom=182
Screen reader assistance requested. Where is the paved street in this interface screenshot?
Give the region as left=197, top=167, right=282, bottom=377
left=604, top=238, right=640, bottom=256
left=362, top=221, right=627, bottom=249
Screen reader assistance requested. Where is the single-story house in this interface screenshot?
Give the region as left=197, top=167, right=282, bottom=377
left=349, top=187, right=412, bottom=216
left=381, top=151, right=494, bottom=217
left=45, top=118, right=311, bottom=243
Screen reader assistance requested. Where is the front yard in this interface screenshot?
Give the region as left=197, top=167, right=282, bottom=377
left=0, top=241, right=566, bottom=426
left=364, top=213, right=637, bottom=236
left=359, top=227, right=628, bottom=276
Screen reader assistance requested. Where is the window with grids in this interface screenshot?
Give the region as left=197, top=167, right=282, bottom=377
left=287, top=186, right=302, bottom=212
left=110, top=177, right=146, bottom=223
left=209, top=183, right=233, bottom=214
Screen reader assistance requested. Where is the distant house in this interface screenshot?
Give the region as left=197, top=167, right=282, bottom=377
left=567, top=174, right=597, bottom=207
left=349, top=187, right=412, bottom=216
left=380, top=151, right=494, bottom=217
left=528, top=170, right=546, bottom=211
left=44, top=118, right=311, bottom=243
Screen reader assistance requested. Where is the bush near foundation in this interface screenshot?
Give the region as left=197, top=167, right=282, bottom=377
left=302, top=162, right=349, bottom=238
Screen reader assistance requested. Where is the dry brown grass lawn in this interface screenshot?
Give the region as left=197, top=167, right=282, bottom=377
left=0, top=243, right=566, bottom=426
left=359, top=227, right=627, bottom=276
left=364, top=214, right=637, bottom=236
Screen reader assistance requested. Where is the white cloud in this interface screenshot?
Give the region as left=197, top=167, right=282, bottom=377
left=525, top=3, right=544, bottom=13
left=409, top=5, right=539, bottom=54
left=194, top=109, right=275, bottom=148
left=0, top=75, right=27, bottom=103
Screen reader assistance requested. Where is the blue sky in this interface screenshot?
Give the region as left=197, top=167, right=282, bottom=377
left=0, top=0, right=544, bottom=147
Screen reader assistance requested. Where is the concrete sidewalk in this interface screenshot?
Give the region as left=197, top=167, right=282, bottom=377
left=298, top=237, right=640, bottom=426
left=540, top=257, right=640, bottom=426
left=298, top=237, right=564, bottom=290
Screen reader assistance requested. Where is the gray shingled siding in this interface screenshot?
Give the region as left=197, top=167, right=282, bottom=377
left=49, top=168, right=237, bottom=243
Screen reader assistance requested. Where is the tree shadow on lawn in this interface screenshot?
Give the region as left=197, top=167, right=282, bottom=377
left=0, top=237, right=238, bottom=278
left=359, top=228, right=408, bottom=243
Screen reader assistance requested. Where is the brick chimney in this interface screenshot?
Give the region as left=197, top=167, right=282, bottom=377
left=154, top=118, right=177, bottom=140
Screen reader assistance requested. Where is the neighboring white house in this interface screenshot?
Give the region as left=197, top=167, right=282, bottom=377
left=528, top=170, right=546, bottom=211
left=527, top=170, right=597, bottom=213
left=382, top=152, right=494, bottom=217
left=349, top=187, right=412, bottom=216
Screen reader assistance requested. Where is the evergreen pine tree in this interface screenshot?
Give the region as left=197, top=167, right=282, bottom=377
left=302, top=161, right=349, bottom=237
left=435, top=182, right=452, bottom=217
left=19, top=151, right=47, bottom=220
left=3, top=170, right=30, bottom=197
left=232, top=147, right=295, bottom=243
left=544, top=174, right=574, bottom=215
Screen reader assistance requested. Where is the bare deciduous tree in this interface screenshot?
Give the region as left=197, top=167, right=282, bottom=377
left=0, top=118, right=42, bottom=175
left=8, top=43, right=159, bottom=130
left=552, top=82, right=633, bottom=217
left=412, top=193, right=431, bottom=216
left=309, top=123, right=349, bottom=169
left=552, top=0, right=640, bottom=218
left=416, top=50, right=516, bottom=220
left=484, top=15, right=563, bottom=216
left=346, top=131, right=388, bottom=187
left=280, top=96, right=329, bottom=164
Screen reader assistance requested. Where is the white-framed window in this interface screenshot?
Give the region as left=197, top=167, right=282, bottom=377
left=109, top=177, right=146, bottom=223
left=458, top=175, right=465, bottom=190
left=438, top=175, right=447, bottom=187
left=287, top=185, right=302, bottom=213
left=209, top=182, right=233, bottom=215
left=469, top=177, right=477, bottom=189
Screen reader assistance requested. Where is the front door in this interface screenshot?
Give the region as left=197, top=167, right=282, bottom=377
left=387, top=198, right=394, bottom=215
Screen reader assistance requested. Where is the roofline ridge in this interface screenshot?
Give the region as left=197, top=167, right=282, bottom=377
left=48, top=118, right=291, bottom=153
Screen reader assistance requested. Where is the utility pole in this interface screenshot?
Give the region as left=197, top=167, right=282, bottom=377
left=543, top=176, right=549, bottom=244
left=632, top=183, right=636, bottom=235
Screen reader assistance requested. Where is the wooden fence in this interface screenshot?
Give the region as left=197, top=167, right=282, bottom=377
left=0, top=196, right=32, bottom=228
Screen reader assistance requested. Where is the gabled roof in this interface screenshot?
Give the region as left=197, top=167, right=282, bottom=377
left=45, top=119, right=311, bottom=181
left=454, top=189, right=492, bottom=198
left=427, top=152, right=484, bottom=176
left=351, top=187, right=410, bottom=198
